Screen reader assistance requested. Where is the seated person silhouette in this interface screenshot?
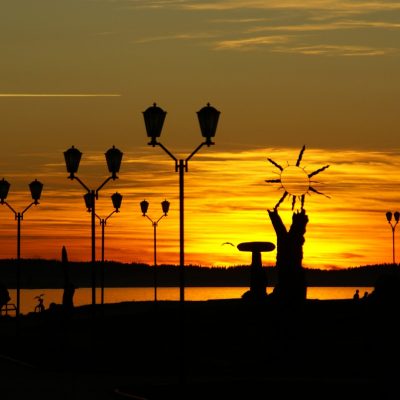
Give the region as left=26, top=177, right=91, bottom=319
left=353, top=289, right=360, bottom=300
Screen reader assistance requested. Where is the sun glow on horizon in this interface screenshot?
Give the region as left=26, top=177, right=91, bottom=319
left=1, top=146, right=400, bottom=270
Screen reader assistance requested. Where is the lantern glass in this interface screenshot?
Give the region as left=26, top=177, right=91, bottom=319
left=64, top=146, right=82, bottom=178
left=29, top=179, right=43, bottom=203
left=197, top=103, right=220, bottom=145
left=105, top=146, right=123, bottom=179
left=386, top=211, right=393, bottom=223
left=111, top=192, right=123, bottom=211
left=0, top=178, right=10, bottom=202
left=394, top=211, right=400, bottom=223
left=161, top=199, right=170, bottom=216
left=143, top=103, right=167, bottom=145
left=140, top=199, right=149, bottom=216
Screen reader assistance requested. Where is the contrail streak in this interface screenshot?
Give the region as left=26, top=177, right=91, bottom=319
left=0, top=93, right=121, bottom=97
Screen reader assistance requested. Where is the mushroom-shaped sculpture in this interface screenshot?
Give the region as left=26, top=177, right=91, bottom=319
left=237, top=241, right=275, bottom=300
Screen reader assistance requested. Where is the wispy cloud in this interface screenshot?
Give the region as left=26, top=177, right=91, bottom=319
left=128, top=0, right=400, bottom=56
left=249, top=20, right=400, bottom=33
left=0, top=94, right=121, bottom=97
left=273, top=44, right=395, bottom=56
left=181, top=1, right=400, bottom=12
left=135, top=33, right=216, bottom=44
left=214, top=35, right=396, bottom=56
left=214, top=35, right=291, bottom=50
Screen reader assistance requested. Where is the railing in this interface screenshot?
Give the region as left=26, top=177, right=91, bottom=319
left=0, top=302, right=17, bottom=316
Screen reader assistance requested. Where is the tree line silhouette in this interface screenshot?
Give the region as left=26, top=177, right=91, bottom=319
left=0, top=258, right=397, bottom=289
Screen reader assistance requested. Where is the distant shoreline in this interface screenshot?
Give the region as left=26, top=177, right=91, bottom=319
left=0, top=258, right=398, bottom=289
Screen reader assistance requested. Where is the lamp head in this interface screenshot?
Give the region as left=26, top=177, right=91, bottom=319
left=0, top=178, right=10, bottom=204
left=111, top=192, right=123, bottom=212
left=161, top=199, right=170, bottom=216
left=64, top=146, right=82, bottom=179
left=29, top=179, right=43, bottom=204
left=140, top=199, right=149, bottom=216
left=84, top=192, right=93, bottom=212
left=143, top=103, right=166, bottom=146
left=197, top=103, right=220, bottom=146
left=105, top=145, right=123, bottom=180
left=395, top=211, right=400, bottom=223
left=386, top=211, right=393, bottom=223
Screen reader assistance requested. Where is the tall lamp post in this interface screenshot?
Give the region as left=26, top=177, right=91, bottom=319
left=0, top=178, right=43, bottom=317
left=386, top=211, right=399, bottom=264
left=64, top=145, right=123, bottom=307
left=143, top=103, right=220, bottom=304
left=140, top=198, right=170, bottom=302
left=92, top=192, right=123, bottom=306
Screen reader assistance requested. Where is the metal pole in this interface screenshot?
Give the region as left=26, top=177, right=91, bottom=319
left=179, top=159, right=185, bottom=303
left=393, top=226, right=396, bottom=264
left=16, top=213, right=21, bottom=317
left=153, top=222, right=157, bottom=302
left=178, top=159, right=186, bottom=387
left=101, top=219, right=105, bottom=305
left=91, top=190, right=96, bottom=307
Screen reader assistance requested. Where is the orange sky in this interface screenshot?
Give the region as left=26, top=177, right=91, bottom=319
left=1, top=146, right=399, bottom=269
left=1, top=1, right=400, bottom=269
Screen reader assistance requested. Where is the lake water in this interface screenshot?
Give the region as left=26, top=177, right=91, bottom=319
left=7, top=286, right=374, bottom=316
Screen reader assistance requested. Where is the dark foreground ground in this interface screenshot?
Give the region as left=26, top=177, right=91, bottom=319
left=1, top=297, right=399, bottom=400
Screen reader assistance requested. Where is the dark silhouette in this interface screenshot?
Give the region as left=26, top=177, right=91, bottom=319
left=353, top=289, right=360, bottom=300
left=61, top=246, right=75, bottom=314
left=62, top=245, right=69, bottom=284
left=362, top=291, right=369, bottom=299
left=34, top=293, right=45, bottom=312
left=62, top=282, right=75, bottom=312
left=268, top=208, right=308, bottom=304
left=238, top=241, right=275, bottom=300
left=0, top=281, right=11, bottom=310
left=367, top=271, right=400, bottom=306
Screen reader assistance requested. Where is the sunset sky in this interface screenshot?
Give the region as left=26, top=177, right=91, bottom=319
left=1, top=1, right=400, bottom=269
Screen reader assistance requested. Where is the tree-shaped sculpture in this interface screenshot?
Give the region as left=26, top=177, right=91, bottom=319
left=265, top=146, right=330, bottom=304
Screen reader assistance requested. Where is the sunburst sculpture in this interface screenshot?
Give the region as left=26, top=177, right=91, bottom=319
left=266, top=145, right=330, bottom=211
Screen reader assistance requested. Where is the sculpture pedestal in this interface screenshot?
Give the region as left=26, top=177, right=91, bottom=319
left=237, top=241, right=275, bottom=300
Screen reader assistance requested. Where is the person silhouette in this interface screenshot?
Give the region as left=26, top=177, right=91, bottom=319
left=353, top=289, right=360, bottom=300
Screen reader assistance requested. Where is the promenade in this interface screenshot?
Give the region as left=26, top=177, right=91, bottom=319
left=0, top=298, right=398, bottom=399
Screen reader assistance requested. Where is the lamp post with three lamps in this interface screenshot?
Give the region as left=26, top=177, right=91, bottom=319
left=142, top=103, right=220, bottom=304
left=386, top=211, right=400, bottom=264
left=91, top=191, right=123, bottom=306
left=64, top=145, right=123, bottom=307
left=0, top=178, right=43, bottom=317
left=140, top=198, right=170, bottom=302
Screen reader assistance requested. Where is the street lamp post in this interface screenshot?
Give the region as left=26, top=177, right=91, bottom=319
left=140, top=199, right=170, bottom=302
left=93, top=192, right=123, bottom=306
left=386, top=211, right=399, bottom=264
left=0, top=178, right=43, bottom=317
left=143, top=103, right=220, bottom=304
left=64, top=145, right=123, bottom=307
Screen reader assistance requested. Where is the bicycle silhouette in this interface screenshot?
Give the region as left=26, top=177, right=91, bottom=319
left=34, top=294, right=45, bottom=313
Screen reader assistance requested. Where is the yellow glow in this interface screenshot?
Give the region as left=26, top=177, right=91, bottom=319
left=1, top=147, right=400, bottom=270
left=280, top=166, right=310, bottom=197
